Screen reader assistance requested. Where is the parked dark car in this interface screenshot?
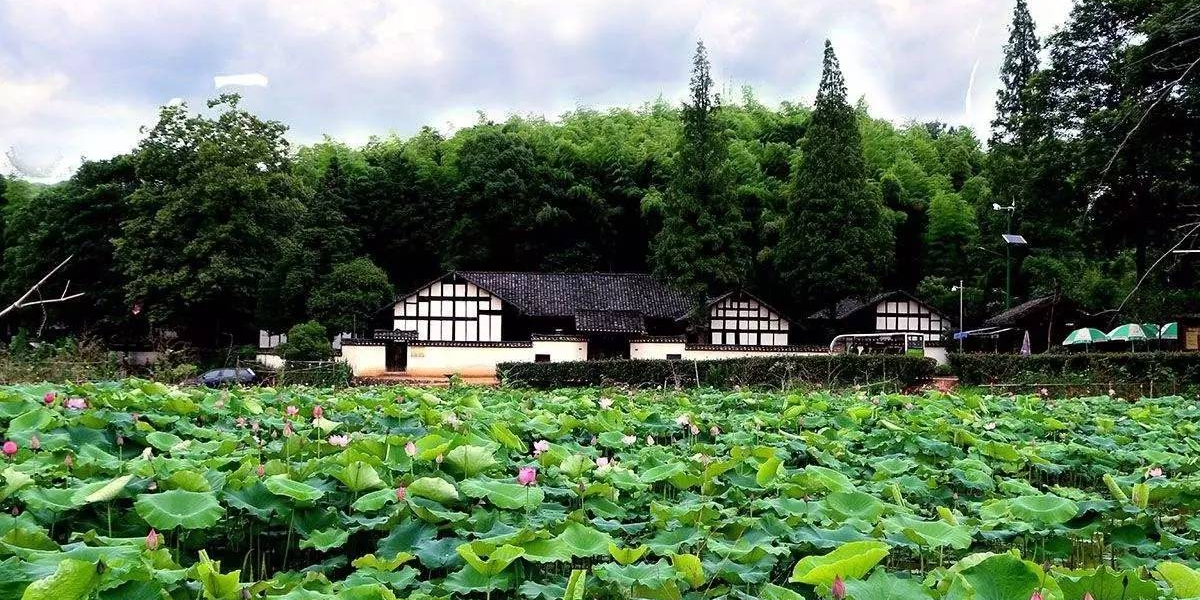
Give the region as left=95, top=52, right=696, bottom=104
left=194, top=367, right=257, bottom=387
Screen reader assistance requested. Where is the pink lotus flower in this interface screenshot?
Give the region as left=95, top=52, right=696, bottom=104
left=435, top=454, right=444, bottom=464
left=256, top=464, right=265, bottom=477
left=146, top=529, right=160, bottom=550
left=1030, top=591, right=1043, bottom=600
left=29, top=435, right=40, bottom=451
left=286, top=405, right=299, bottom=417
left=1039, top=388, right=1049, bottom=397
left=1082, top=593, right=1094, bottom=600
left=63, top=454, right=74, bottom=469
left=622, top=435, right=636, bottom=446
left=596, top=457, right=610, bottom=468
left=251, top=421, right=260, bottom=433
left=395, top=486, right=407, bottom=501
left=312, top=405, right=324, bottom=420
left=689, top=424, right=700, bottom=436
left=283, top=421, right=294, bottom=437
left=65, top=398, right=87, bottom=410
left=2, top=441, right=17, bottom=457
left=831, top=575, right=846, bottom=599
left=517, top=466, right=538, bottom=486
left=405, top=441, right=417, bottom=457
left=710, top=426, right=720, bottom=436
left=1147, top=467, right=1164, bottom=478
left=42, top=392, right=55, bottom=405
left=236, top=417, right=247, bottom=427
left=328, top=434, right=350, bottom=447
left=598, top=398, right=613, bottom=409
left=532, top=440, right=550, bottom=456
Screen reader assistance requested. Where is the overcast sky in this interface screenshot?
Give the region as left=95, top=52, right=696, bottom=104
left=0, top=0, right=1073, bottom=181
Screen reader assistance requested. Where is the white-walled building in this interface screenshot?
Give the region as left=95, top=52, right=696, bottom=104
left=340, top=271, right=818, bottom=377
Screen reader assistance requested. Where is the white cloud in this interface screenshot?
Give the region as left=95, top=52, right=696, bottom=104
left=0, top=0, right=1075, bottom=181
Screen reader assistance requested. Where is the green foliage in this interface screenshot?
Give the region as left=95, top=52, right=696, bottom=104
left=948, top=352, right=1200, bottom=387
left=498, top=354, right=935, bottom=390
left=276, top=321, right=331, bottom=361
left=306, top=258, right=393, bottom=335
left=776, top=41, right=893, bottom=314
left=115, top=95, right=304, bottom=345
left=0, top=380, right=1197, bottom=598
left=650, top=41, right=750, bottom=304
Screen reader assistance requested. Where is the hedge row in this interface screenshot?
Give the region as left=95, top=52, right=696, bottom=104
left=498, top=354, right=935, bottom=390
left=948, top=352, right=1200, bottom=386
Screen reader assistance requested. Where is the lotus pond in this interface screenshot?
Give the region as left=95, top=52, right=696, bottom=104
left=3, top=381, right=1200, bottom=599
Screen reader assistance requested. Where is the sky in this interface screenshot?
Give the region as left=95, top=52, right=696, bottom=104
left=0, top=0, right=1073, bottom=182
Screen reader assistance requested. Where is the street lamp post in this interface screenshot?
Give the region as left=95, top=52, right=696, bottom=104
left=951, top=280, right=964, bottom=351
left=992, top=203, right=1017, bottom=310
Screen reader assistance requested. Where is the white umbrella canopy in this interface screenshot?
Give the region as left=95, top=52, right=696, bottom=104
left=1062, top=328, right=1108, bottom=345
left=1107, top=323, right=1149, bottom=342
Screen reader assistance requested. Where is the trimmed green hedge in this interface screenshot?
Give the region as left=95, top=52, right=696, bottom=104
left=498, top=354, right=935, bottom=390
left=949, top=352, right=1200, bottom=386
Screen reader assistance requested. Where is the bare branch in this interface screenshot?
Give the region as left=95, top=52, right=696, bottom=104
left=0, top=255, right=87, bottom=318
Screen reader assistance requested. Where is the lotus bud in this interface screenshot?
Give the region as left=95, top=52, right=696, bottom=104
left=435, top=453, right=444, bottom=464
left=10, top=506, right=18, bottom=516
left=710, top=425, right=720, bottom=436
left=1030, top=591, right=1043, bottom=600
left=43, top=392, right=55, bottom=405
left=29, top=435, right=40, bottom=451
left=256, top=464, right=265, bottom=478
left=831, top=575, right=846, bottom=599
left=517, top=466, right=538, bottom=486
left=532, top=440, right=550, bottom=456
left=646, top=435, right=655, bottom=446
left=675, top=414, right=691, bottom=427
left=242, top=589, right=252, bottom=600
left=2, top=441, right=17, bottom=458
left=65, top=398, right=87, bottom=410
left=141, top=447, right=153, bottom=460
left=251, top=421, right=260, bottom=433
left=64, top=454, right=74, bottom=469
left=146, top=529, right=160, bottom=550
left=405, top=441, right=417, bottom=457
left=395, top=486, right=407, bottom=501
left=283, top=421, right=294, bottom=437
left=116, top=434, right=125, bottom=446
left=596, top=457, right=610, bottom=468
left=148, top=481, right=158, bottom=491
left=1083, top=593, right=1094, bottom=600
left=312, top=405, right=324, bottom=420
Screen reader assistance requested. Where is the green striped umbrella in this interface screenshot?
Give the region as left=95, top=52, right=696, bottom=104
left=1159, top=322, right=1179, bottom=340
left=1107, top=323, right=1149, bottom=342
left=1141, top=323, right=1160, bottom=339
left=1062, top=328, right=1108, bottom=345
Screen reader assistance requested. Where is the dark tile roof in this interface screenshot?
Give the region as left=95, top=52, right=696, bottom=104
left=983, top=296, right=1058, bottom=327
left=455, top=271, right=692, bottom=319
left=574, top=310, right=647, bottom=334
left=808, top=290, right=939, bottom=321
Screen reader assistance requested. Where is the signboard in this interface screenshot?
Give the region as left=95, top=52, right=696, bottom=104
left=1186, top=327, right=1199, bottom=351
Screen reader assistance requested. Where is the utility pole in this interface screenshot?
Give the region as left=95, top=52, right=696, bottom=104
left=992, top=203, right=1021, bottom=310
left=951, top=280, right=965, bottom=351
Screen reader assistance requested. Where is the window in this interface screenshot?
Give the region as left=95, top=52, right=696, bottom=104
left=666, top=353, right=682, bottom=360
left=534, top=354, right=551, bottom=363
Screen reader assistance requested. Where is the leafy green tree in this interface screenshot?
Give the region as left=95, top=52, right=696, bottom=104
left=2, top=157, right=137, bottom=338
left=306, top=258, right=393, bottom=336
left=258, top=156, right=357, bottom=332
left=991, top=0, right=1042, bottom=148
left=776, top=40, right=893, bottom=316
left=649, top=40, right=750, bottom=305
left=115, top=95, right=303, bottom=345
left=276, top=320, right=331, bottom=361
left=924, top=190, right=980, bottom=279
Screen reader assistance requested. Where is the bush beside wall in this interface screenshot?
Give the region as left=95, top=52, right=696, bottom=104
left=499, top=354, right=935, bottom=390
left=949, top=352, right=1200, bottom=387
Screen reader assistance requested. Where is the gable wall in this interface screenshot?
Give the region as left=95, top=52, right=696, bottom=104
left=707, top=295, right=789, bottom=346
left=394, top=279, right=504, bottom=342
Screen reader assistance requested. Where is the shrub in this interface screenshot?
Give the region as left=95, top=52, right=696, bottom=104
left=278, top=360, right=352, bottom=387
left=948, top=352, right=1200, bottom=387
left=499, top=354, right=935, bottom=390
left=277, top=321, right=332, bottom=361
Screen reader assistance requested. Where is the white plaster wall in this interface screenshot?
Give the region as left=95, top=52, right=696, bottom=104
left=531, top=340, right=587, bottom=362
left=255, top=354, right=285, bottom=370
left=341, top=345, right=387, bottom=376
left=407, top=345, right=532, bottom=377
left=630, top=341, right=687, bottom=360
left=684, top=348, right=827, bottom=360
left=923, top=346, right=949, bottom=366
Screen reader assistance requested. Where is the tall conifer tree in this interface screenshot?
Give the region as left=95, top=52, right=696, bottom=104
left=650, top=41, right=749, bottom=307
left=991, top=0, right=1042, bottom=148
left=775, top=40, right=892, bottom=317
